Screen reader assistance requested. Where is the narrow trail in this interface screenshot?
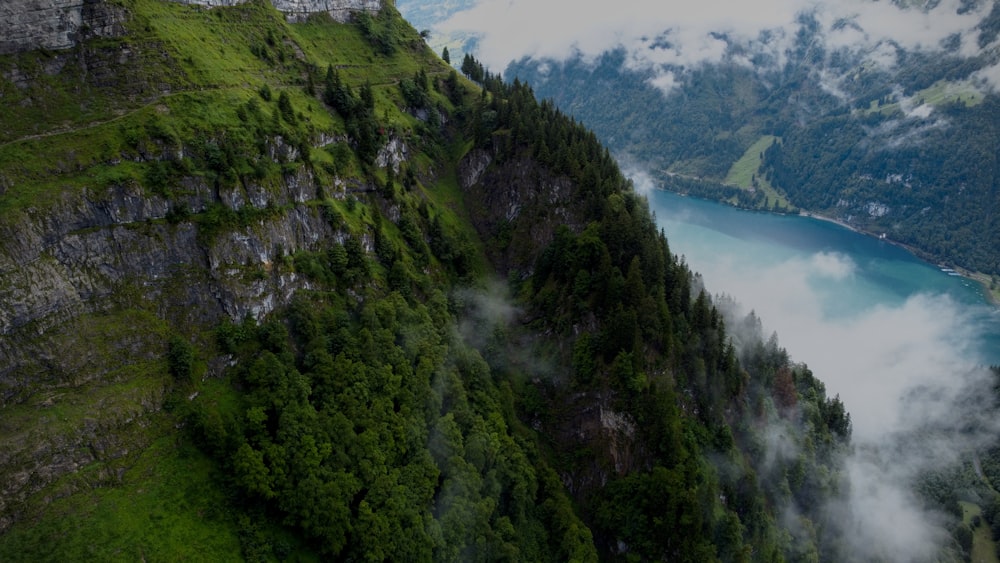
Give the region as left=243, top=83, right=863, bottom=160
left=0, top=68, right=451, bottom=151
left=0, top=88, right=211, bottom=151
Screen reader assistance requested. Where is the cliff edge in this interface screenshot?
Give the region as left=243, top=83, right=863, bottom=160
left=0, top=0, right=382, bottom=55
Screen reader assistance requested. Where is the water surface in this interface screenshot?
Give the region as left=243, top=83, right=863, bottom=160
left=646, top=190, right=1000, bottom=365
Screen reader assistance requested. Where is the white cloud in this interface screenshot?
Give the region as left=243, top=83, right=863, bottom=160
left=647, top=70, right=679, bottom=95
left=816, top=68, right=852, bottom=101
left=904, top=102, right=934, bottom=119
left=863, top=41, right=899, bottom=69
left=623, top=166, right=658, bottom=196
left=807, top=251, right=855, bottom=280
left=687, top=243, right=993, bottom=559
left=649, top=190, right=1000, bottom=556
left=437, top=0, right=992, bottom=86
left=831, top=450, right=951, bottom=561
left=973, top=61, right=1000, bottom=91
left=685, top=247, right=983, bottom=440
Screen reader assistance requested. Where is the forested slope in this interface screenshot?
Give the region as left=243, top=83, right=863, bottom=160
left=0, top=1, right=852, bottom=560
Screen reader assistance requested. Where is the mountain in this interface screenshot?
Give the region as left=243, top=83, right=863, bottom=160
left=488, top=1, right=1000, bottom=283
left=0, top=1, right=858, bottom=560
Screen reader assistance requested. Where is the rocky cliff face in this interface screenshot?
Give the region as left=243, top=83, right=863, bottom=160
left=0, top=131, right=408, bottom=528
left=274, top=0, right=382, bottom=22
left=0, top=0, right=127, bottom=55
left=460, top=149, right=584, bottom=277
left=169, top=0, right=382, bottom=22
left=0, top=0, right=382, bottom=55
left=0, top=0, right=406, bottom=534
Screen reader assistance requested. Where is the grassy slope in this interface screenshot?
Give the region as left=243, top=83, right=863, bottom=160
left=961, top=501, right=1000, bottom=563
left=0, top=0, right=463, bottom=558
left=860, top=79, right=984, bottom=116
left=0, top=438, right=244, bottom=562
left=723, top=134, right=790, bottom=208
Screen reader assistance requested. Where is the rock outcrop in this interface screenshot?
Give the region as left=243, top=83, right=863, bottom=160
left=0, top=0, right=382, bottom=55
left=0, top=131, right=402, bottom=528
left=0, top=0, right=127, bottom=55
left=460, top=149, right=584, bottom=277
left=168, top=0, right=381, bottom=21
left=0, top=0, right=390, bottom=533
left=274, top=0, right=382, bottom=22
left=0, top=159, right=355, bottom=402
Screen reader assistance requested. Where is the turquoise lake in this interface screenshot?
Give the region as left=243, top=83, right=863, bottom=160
left=646, top=190, right=1000, bottom=367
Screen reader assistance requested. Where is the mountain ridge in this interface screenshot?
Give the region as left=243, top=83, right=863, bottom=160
left=0, top=0, right=382, bottom=55
left=0, top=2, right=858, bottom=560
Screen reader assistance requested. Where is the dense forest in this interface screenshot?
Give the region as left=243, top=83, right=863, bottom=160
left=0, top=1, right=866, bottom=560
left=165, top=48, right=859, bottom=560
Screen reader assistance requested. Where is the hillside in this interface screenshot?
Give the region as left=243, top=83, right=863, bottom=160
left=0, top=1, right=857, bottom=560
left=504, top=2, right=1000, bottom=280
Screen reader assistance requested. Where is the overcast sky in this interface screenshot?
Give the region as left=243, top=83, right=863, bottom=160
left=436, top=0, right=999, bottom=90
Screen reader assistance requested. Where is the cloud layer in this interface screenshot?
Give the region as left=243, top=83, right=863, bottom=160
left=646, top=189, right=999, bottom=558
left=656, top=216, right=989, bottom=441
left=438, top=0, right=995, bottom=85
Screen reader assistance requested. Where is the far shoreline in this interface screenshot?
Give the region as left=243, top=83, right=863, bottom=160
left=653, top=189, right=1000, bottom=308
left=799, top=210, right=1000, bottom=308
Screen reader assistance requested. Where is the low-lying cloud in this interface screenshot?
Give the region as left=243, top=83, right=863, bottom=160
left=436, top=0, right=996, bottom=94
left=673, top=239, right=987, bottom=441
left=646, top=190, right=999, bottom=558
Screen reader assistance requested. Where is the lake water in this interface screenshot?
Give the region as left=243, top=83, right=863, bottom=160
left=646, top=189, right=1000, bottom=368
left=644, top=190, right=1000, bottom=553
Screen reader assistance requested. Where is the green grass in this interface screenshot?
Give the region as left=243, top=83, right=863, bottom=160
left=418, top=139, right=489, bottom=275
left=0, top=84, right=345, bottom=218
left=290, top=9, right=445, bottom=87
left=0, top=311, right=242, bottom=560
left=0, top=3, right=479, bottom=556
left=724, top=135, right=776, bottom=187
left=914, top=79, right=984, bottom=108
left=0, top=0, right=455, bottom=221
left=0, top=329, right=305, bottom=561
left=0, top=309, right=175, bottom=529
left=288, top=7, right=453, bottom=138
left=129, top=0, right=296, bottom=88
left=723, top=135, right=790, bottom=209
left=961, top=501, right=1000, bottom=563
left=10, top=0, right=460, bottom=226
left=0, top=436, right=244, bottom=562
left=0, top=308, right=172, bottom=403
left=860, top=79, right=983, bottom=116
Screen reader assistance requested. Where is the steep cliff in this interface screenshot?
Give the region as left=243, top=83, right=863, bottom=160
left=0, top=0, right=127, bottom=54
left=169, top=0, right=382, bottom=22
left=0, top=0, right=419, bottom=537
left=0, top=0, right=381, bottom=55
left=0, top=2, right=852, bottom=560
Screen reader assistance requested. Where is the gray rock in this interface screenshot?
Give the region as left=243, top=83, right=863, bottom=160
left=0, top=0, right=126, bottom=55
left=0, top=0, right=384, bottom=55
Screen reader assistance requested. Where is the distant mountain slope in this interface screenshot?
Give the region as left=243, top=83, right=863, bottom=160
left=477, top=1, right=1000, bottom=277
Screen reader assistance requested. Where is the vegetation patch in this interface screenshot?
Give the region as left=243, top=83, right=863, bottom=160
left=0, top=437, right=245, bottom=562
left=723, top=134, right=791, bottom=210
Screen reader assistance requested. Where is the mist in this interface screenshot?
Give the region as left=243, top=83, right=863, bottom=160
left=645, top=188, right=1000, bottom=560
left=435, top=0, right=999, bottom=94
left=402, top=1, right=1000, bottom=555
